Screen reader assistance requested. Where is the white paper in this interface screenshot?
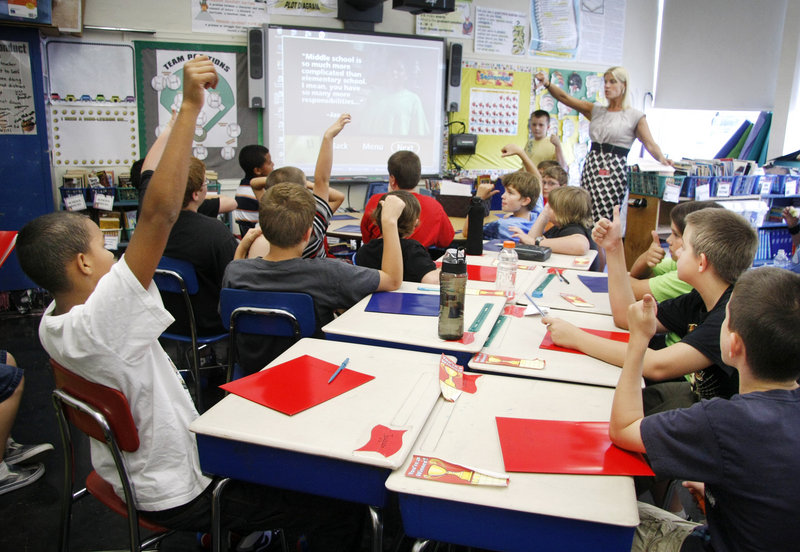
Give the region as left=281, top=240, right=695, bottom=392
left=475, top=6, right=528, bottom=56
left=93, top=192, right=115, bottom=211
left=416, top=1, right=474, bottom=38
left=662, top=183, right=681, bottom=203
left=696, top=184, right=710, bottom=201
left=191, top=0, right=269, bottom=34
left=64, top=194, right=86, bottom=212
left=0, top=41, right=36, bottom=135
left=439, top=180, right=473, bottom=197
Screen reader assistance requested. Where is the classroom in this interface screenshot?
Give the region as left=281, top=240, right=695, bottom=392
left=1, top=0, right=799, bottom=550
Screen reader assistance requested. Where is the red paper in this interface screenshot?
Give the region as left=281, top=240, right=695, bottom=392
left=220, top=355, right=374, bottom=415
left=435, top=262, right=497, bottom=282
left=355, top=424, right=406, bottom=458
left=495, top=417, right=654, bottom=476
left=0, top=231, right=17, bottom=269
left=540, top=328, right=629, bottom=355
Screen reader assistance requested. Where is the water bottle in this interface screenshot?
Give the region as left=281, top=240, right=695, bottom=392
left=438, top=248, right=467, bottom=340
left=465, top=196, right=485, bottom=255
left=496, top=240, right=518, bottom=302
left=773, top=249, right=790, bottom=269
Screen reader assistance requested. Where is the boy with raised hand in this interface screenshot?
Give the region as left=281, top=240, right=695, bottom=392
left=225, top=185, right=405, bottom=375
left=610, top=268, right=800, bottom=551
left=524, top=109, right=567, bottom=170
left=17, top=58, right=362, bottom=548
left=544, top=207, right=757, bottom=411
left=463, top=170, right=542, bottom=241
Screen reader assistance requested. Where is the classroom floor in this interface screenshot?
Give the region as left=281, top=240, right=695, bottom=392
left=0, top=309, right=473, bottom=552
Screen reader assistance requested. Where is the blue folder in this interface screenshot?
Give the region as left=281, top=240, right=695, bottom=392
left=577, top=274, right=608, bottom=293
left=365, top=292, right=439, bottom=317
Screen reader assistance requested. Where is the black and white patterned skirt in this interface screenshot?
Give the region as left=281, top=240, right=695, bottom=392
left=580, top=150, right=628, bottom=223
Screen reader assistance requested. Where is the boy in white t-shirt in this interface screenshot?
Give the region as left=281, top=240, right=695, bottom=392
left=16, top=57, right=361, bottom=550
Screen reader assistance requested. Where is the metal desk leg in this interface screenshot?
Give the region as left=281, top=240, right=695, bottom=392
left=368, top=505, right=383, bottom=552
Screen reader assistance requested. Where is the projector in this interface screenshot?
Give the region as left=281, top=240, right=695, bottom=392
left=449, top=133, right=477, bottom=156
left=392, top=0, right=456, bottom=15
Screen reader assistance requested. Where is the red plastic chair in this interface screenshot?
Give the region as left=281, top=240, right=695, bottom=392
left=50, top=358, right=173, bottom=551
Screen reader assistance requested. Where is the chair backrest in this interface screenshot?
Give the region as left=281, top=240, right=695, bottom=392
left=364, top=181, right=389, bottom=209
left=153, top=256, right=200, bottom=295
left=219, top=288, right=317, bottom=339
left=50, top=358, right=140, bottom=452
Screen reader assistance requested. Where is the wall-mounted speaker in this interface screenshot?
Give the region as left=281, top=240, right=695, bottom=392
left=247, top=27, right=266, bottom=108
left=446, top=42, right=462, bottom=113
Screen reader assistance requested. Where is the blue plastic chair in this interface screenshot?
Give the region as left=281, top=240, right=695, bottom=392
left=218, top=288, right=317, bottom=382
left=153, top=257, right=227, bottom=412
left=364, top=181, right=389, bottom=209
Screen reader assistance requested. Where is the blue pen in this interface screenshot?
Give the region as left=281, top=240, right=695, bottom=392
left=525, top=293, right=547, bottom=317
left=328, top=357, right=349, bottom=384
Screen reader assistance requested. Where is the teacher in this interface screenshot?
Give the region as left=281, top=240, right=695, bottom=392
left=534, top=67, right=670, bottom=223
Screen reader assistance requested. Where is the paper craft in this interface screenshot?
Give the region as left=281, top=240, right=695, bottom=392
left=434, top=262, right=498, bottom=282
left=573, top=256, right=592, bottom=267
left=0, top=231, right=17, bottom=269
left=503, top=305, right=526, bottom=318
left=332, top=224, right=361, bottom=233
left=560, top=293, right=595, bottom=308
left=220, top=355, right=374, bottom=415
left=331, top=213, right=358, bottom=220
left=577, top=275, right=608, bottom=293
left=439, top=354, right=464, bottom=401
left=366, top=292, right=438, bottom=316
left=465, top=288, right=508, bottom=297
left=540, top=329, right=629, bottom=354
left=457, top=332, right=476, bottom=345
left=472, top=353, right=545, bottom=370
left=495, top=417, right=654, bottom=476
left=355, top=424, right=406, bottom=458
left=405, top=455, right=509, bottom=487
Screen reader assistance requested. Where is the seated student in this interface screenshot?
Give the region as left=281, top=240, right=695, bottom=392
left=464, top=171, right=541, bottom=241
left=16, top=57, right=362, bottom=549
left=245, top=114, right=350, bottom=260
left=544, top=207, right=758, bottom=411
left=524, top=109, right=568, bottom=170
left=136, top=111, right=235, bottom=219
left=0, top=350, right=53, bottom=496
left=782, top=205, right=800, bottom=272
left=610, top=267, right=800, bottom=552
left=539, top=164, right=568, bottom=205
left=234, top=144, right=274, bottom=236
left=224, top=184, right=404, bottom=375
left=161, top=157, right=238, bottom=338
left=511, top=186, right=600, bottom=271
left=361, top=151, right=454, bottom=249
left=356, top=190, right=438, bottom=284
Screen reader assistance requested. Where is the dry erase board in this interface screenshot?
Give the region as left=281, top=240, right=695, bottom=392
left=46, top=41, right=135, bottom=101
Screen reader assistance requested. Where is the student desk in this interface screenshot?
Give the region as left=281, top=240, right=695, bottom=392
left=515, top=268, right=612, bottom=316
left=327, top=214, right=363, bottom=245
left=189, top=338, right=441, bottom=552
left=468, top=308, right=629, bottom=388
left=322, top=282, right=507, bottom=365
left=385, top=374, right=639, bottom=552
left=437, top=247, right=598, bottom=272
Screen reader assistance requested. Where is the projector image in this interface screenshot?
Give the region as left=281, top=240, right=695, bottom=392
left=449, top=133, right=477, bottom=156
left=392, top=0, right=456, bottom=15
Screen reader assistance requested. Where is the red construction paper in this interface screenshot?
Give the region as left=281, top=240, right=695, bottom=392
left=540, top=328, right=629, bottom=355
left=0, top=231, right=17, bottom=269
left=435, top=262, right=497, bottom=282
left=495, top=417, right=654, bottom=476
left=220, top=355, right=374, bottom=415
left=461, top=373, right=481, bottom=393
left=355, top=424, right=406, bottom=458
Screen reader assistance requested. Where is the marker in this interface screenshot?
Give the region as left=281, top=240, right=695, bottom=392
left=328, top=357, right=349, bottom=384
left=525, top=293, right=547, bottom=317
left=559, top=272, right=570, bottom=285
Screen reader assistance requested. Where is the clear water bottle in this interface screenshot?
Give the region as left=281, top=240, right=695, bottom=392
left=496, top=240, right=518, bottom=302
left=438, top=248, right=467, bottom=340
left=773, top=249, right=790, bottom=269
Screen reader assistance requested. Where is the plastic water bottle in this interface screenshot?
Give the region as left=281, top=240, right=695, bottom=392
left=496, top=240, right=518, bottom=302
left=773, top=249, right=790, bottom=269
left=438, top=248, right=467, bottom=340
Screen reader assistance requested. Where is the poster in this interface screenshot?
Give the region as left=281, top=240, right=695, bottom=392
left=575, top=0, right=625, bottom=66
left=0, top=41, right=36, bottom=135
left=152, top=50, right=239, bottom=161
left=191, top=0, right=268, bottom=34
left=468, top=88, right=519, bottom=136
left=416, top=1, right=474, bottom=38
left=266, top=0, right=337, bottom=17
left=50, top=104, right=138, bottom=167
left=475, top=6, right=527, bottom=56
left=529, top=0, right=580, bottom=59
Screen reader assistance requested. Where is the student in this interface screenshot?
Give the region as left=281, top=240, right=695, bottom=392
left=544, top=207, right=758, bottom=410
left=16, top=57, right=362, bottom=549
left=511, top=186, right=600, bottom=270
left=539, top=164, right=568, bottom=204
left=524, top=109, right=567, bottom=170
left=244, top=114, right=350, bottom=260
left=610, top=267, right=800, bottom=551
left=0, top=350, right=53, bottom=496
left=356, top=190, right=438, bottom=284
left=161, top=157, right=238, bottom=337
left=782, top=206, right=800, bottom=272
left=224, top=184, right=405, bottom=375
left=464, top=171, right=541, bottom=241
left=361, top=150, right=454, bottom=249
left=234, top=144, right=274, bottom=236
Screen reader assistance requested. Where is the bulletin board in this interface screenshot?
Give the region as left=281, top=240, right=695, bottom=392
left=449, top=59, right=602, bottom=184
left=134, top=41, right=259, bottom=180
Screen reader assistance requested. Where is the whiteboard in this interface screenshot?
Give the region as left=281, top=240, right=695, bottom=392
left=46, top=41, right=135, bottom=100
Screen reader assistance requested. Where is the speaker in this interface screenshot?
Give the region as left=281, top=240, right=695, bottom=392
left=247, top=27, right=266, bottom=108
left=446, top=42, right=462, bottom=113
left=392, top=0, right=455, bottom=15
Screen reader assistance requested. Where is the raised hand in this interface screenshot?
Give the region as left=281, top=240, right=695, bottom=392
left=476, top=182, right=500, bottom=200
left=591, top=205, right=622, bottom=252
left=626, top=294, right=658, bottom=340
left=325, top=113, right=352, bottom=139
left=644, top=230, right=666, bottom=267
left=180, top=56, right=218, bottom=113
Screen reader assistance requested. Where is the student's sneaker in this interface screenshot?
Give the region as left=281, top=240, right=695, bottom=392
left=4, top=438, right=54, bottom=465
left=0, top=461, right=45, bottom=496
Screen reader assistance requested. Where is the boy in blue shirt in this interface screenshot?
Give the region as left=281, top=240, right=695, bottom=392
left=465, top=170, right=542, bottom=241
left=611, top=267, right=800, bottom=551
